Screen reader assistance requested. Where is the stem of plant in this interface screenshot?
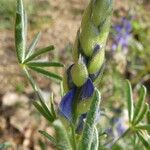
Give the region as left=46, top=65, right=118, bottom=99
left=111, top=128, right=130, bottom=148
left=72, top=87, right=82, bottom=125
left=22, top=66, right=45, bottom=103
left=71, top=123, right=77, bottom=150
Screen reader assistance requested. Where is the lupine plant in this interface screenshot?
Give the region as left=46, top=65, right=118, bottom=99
left=12, top=0, right=150, bottom=149
left=112, top=17, right=132, bottom=54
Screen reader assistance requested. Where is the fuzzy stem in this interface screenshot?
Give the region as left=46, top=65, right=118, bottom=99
left=22, top=66, right=45, bottom=103
left=72, top=88, right=82, bottom=124
left=71, top=123, right=77, bottom=150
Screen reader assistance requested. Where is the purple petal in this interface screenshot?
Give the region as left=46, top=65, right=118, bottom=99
left=81, top=78, right=94, bottom=99
left=59, top=88, right=76, bottom=121
left=112, top=44, right=117, bottom=51
left=113, top=25, right=122, bottom=33
left=94, top=44, right=101, bottom=53
left=122, top=18, right=132, bottom=33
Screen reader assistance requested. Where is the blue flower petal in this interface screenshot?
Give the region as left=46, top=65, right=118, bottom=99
left=59, top=88, right=76, bottom=121
left=76, top=113, right=87, bottom=134
left=81, top=78, right=94, bottom=99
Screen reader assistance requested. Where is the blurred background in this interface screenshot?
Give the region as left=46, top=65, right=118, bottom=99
left=0, top=0, right=150, bottom=149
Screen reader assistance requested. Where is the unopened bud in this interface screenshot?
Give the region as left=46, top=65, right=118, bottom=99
left=88, top=48, right=105, bottom=74
left=80, top=22, right=99, bottom=57
left=79, top=0, right=113, bottom=57
left=92, top=0, right=113, bottom=27
left=71, top=60, right=88, bottom=87
left=63, top=65, right=75, bottom=93
left=73, top=30, right=80, bottom=62
left=62, top=73, right=69, bottom=93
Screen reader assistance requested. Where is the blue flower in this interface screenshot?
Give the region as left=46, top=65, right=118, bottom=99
left=59, top=78, right=94, bottom=121
left=112, top=17, right=132, bottom=53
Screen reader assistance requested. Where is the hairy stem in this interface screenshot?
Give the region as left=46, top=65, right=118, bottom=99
left=22, top=66, right=45, bottom=102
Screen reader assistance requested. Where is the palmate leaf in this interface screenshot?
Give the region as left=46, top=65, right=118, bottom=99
left=26, top=32, right=41, bottom=58
left=26, top=61, right=64, bottom=68
left=33, top=101, right=55, bottom=122
left=15, top=0, right=27, bottom=63
left=24, top=45, right=54, bottom=63
left=39, top=130, right=57, bottom=145
left=132, top=85, right=147, bottom=124
left=28, top=66, right=62, bottom=81
left=136, top=132, right=150, bottom=149
left=133, top=103, right=149, bottom=125
left=125, top=80, right=134, bottom=122
left=53, top=120, right=73, bottom=150
left=79, top=89, right=101, bottom=150
left=23, top=67, right=56, bottom=122
left=50, top=93, right=57, bottom=119
left=136, top=125, right=150, bottom=132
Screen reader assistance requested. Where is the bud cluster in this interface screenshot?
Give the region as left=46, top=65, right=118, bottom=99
left=60, top=0, right=113, bottom=123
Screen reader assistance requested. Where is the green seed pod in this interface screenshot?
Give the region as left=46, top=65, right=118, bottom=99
left=88, top=49, right=105, bottom=74
left=71, top=60, right=88, bottom=87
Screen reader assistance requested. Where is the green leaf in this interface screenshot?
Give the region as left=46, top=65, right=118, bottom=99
left=133, top=103, right=149, bottom=125
left=33, top=101, right=54, bottom=122
left=53, top=120, right=73, bottom=150
left=39, top=130, right=56, bottom=145
left=24, top=45, right=54, bottom=63
left=0, top=142, right=11, bottom=149
left=26, top=32, right=41, bottom=58
left=147, top=111, right=150, bottom=124
left=26, top=61, right=64, bottom=68
left=79, top=89, right=101, bottom=150
left=136, top=125, right=150, bottom=132
left=133, top=85, right=147, bottom=123
left=60, top=81, right=64, bottom=97
left=91, top=126, right=99, bottom=150
left=125, top=80, right=134, bottom=122
left=136, top=132, right=150, bottom=149
left=28, top=66, right=62, bottom=81
left=37, top=91, right=56, bottom=121
left=38, top=140, right=47, bottom=150
left=23, top=67, right=56, bottom=122
left=15, top=0, right=27, bottom=63
left=50, top=93, right=57, bottom=119
left=23, top=67, right=38, bottom=91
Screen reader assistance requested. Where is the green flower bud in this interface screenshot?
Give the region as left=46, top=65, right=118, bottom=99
left=77, top=99, right=91, bottom=115
left=72, top=30, right=80, bottom=62
left=79, top=0, right=113, bottom=57
left=62, top=65, right=75, bottom=93
left=62, top=73, right=69, bottom=93
left=88, top=48, right=105, bottom=74
left=71, top=60, right=88, bottom=87
left=92, top=0, right=113, bottom=27
left=80, top=22, right=100, bottom=57
left=92, top=63, right=105, bottom=86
